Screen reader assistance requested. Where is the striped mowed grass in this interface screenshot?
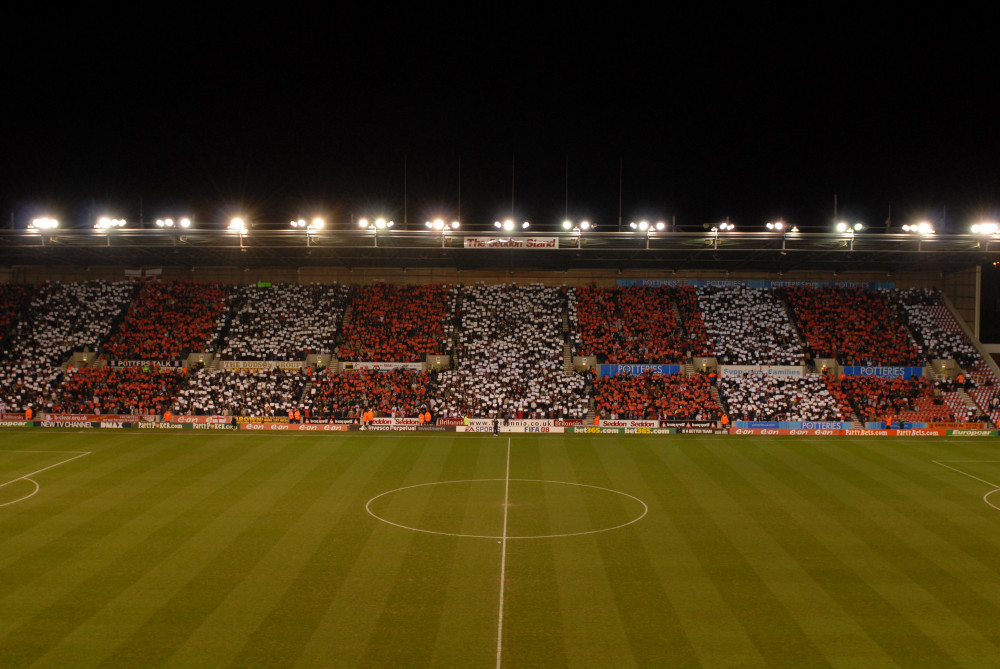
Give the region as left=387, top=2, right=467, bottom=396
left=1, top=429, right=999, bottom=667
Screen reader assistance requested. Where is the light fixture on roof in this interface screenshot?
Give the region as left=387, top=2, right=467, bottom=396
left=291, top=217, right=324, bottom=231
left=156, top=217, right=192, bottom=229
left=901, top=221, right=934, bottom=235
left=836, top=221, right=864, bottom=233
left=971, top=222, right=999, bottom=235
left=29, top=217, right=59, bottom=231
left=94, top=217, right=126, bottom=230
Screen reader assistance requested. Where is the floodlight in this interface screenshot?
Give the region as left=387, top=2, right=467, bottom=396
left=29, top=217, right=58, bottom=230
left=95, top=217, right=126, bottom=230
left=972, top=222, right=999, bottom=234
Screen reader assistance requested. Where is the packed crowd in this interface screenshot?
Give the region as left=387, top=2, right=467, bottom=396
left=215, top=282, right=351, bottom=361
left=52, top=366, right=186, bottom=414
left=336, top=283, right=455, bottom=362
left=6, top=281, right=138, bottom=366
left=571, top=285, right=690, bottom=363
left=593, top=370, right=719, bottom=420
left=718, top=373, right=852, bottom=422
left=303, top=368, right=434, bottom=419
left=103, top=280, right=228, bottom=360
left=436, top=283, right=588, bottom=418
left=696, top=284, right=802, bottom=365
left=0, top=360, right=64, bottom=413
left=838, top=375, right=945, bottom=423
left=0, top=284, right=31, bottom=351
left=173, top=367, right=311, bottom=417
left=896, top=288, right=979, bottom=369
left=783, top=286, right=920, bottom=366
left=674, top=285, right=713, bottom=357
left=0, top=278, right=997, bottom=425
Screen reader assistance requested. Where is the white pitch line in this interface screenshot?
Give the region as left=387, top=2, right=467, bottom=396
left=933, top=460, right=1000, bottom=511
left=496, top=436, right=511, bottom=669
left=0, top=451, right=91, bottom=491
left=933, top=460, right=1000, bottom=489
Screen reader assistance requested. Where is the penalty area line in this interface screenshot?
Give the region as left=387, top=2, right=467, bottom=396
left=933, top=459, right=1000, bottom=511
left=0, top=451, right=91, bottom=488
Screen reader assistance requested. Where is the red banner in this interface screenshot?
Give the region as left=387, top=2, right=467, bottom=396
left=240, top=423, right=348, bottom=431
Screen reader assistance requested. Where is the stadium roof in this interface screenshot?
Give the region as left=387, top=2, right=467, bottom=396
left=2, top=229, right=998, bottom=275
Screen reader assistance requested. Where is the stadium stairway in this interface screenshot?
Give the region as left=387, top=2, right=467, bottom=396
left=709, top=383, right=726, bottom=417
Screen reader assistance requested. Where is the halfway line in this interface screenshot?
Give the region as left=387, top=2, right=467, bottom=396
left=496, top=437, right=511, bottom=669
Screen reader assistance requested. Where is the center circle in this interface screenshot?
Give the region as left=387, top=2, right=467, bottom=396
left=366, top=478, right=647, bottom=539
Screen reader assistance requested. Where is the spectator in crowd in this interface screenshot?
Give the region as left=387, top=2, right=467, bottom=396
left=437, top=283, right=588, bottom=418
left=214, top=282, right=350, bottom=361
left=783, top=285, right=920, bottom=366
left=303, top=368, right=433, bottom=419
left=718, top=373, right=851, bottom=422
left=593, top=370, right=720, bottom=421
left=53, top=366, right=185, bottom=415
left=173, top=367, right=310, bottom=417
left=336, top=283, right=455, bottom=362
left=103, top=280, right=228, bottom=361
left=696, top=284, right=803, bottom=365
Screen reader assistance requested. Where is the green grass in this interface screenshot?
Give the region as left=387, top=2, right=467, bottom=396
left=2, top=430, right=1000, bottom=668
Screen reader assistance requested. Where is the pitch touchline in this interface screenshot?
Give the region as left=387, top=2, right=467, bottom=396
left=496, top=437, right=511, bottom=669
left=933, top=460, right=1000, bottom=511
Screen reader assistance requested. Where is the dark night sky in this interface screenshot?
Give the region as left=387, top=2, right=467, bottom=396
left=3, top=10, right=998, bottom=233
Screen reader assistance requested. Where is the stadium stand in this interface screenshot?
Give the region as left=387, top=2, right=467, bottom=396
left=593, top=370, right=719, bottom=421
left=0, top=277, right=998, bottom=428
left=838, top=374, right=963, bottom=424
left=718, top=373, right=852, bottom=422
left=783, top=285, right=920, bottom=366
left=53, top=366, right=186, bottom=414
left=336, top=283, right=455, bottom=362
left=695, top=284, right=802, bottom=365
left=102, top=280, right=228, bottom=360
left=213, top=282, right=351, bottom=361
left=570, top=285, right=689, bottom=363
left=436, top=283, right=588, bottom=418
left=302, top=368, right=434, bottom=419
left=173, top=367, right=310, bottom=417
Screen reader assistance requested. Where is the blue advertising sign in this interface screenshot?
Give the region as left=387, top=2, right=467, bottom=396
left=598, top=364, right=682, bottom=378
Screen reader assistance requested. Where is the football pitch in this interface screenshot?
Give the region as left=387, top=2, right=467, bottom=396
left=1, top=430, right=999, bottom=668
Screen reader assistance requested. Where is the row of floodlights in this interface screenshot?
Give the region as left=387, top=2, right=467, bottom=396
left=24, top=217, right=1000, bottom=237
